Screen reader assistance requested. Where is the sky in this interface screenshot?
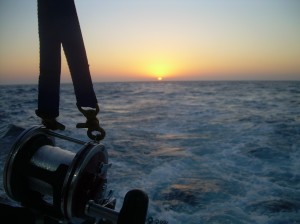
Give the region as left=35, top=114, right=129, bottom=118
left=0, top=0, right=300, bottom=84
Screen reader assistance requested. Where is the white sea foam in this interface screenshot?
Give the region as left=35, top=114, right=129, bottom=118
left=0, top=81, right=300, bottom=223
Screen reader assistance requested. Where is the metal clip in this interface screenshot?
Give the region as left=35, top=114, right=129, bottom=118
left=76, top=104, right=106, bottom=141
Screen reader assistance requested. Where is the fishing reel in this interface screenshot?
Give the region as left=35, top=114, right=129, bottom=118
left=3, top=126, right=148, bottom=224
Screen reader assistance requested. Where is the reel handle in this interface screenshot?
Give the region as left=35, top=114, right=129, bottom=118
left=86, top=189, right=149, bottom=224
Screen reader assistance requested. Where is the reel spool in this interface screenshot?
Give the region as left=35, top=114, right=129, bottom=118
left=3, top=126, right=109, bottom=222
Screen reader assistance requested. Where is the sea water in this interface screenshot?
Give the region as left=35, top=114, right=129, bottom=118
left=0, top=81, right=299, bottom=224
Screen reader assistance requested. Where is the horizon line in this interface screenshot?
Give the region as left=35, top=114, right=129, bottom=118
left=1, top=78, right=300, bottom=86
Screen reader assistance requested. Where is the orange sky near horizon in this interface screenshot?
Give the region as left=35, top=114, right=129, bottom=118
left=1, top=0, right=300, bottom=84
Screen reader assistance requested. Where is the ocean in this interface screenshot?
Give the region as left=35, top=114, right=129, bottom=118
left=0, top=81, right=300, bottom=223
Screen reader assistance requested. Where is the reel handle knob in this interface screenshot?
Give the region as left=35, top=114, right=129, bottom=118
left=118, top=189, right=149, bottom=224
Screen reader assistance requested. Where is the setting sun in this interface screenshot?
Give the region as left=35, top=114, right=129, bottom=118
left=146, top=61, right=175, bottom=81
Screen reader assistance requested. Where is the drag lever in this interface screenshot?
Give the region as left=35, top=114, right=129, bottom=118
left=76, top=104, right=106, bottom=141
left=86, top=189, right=149, bottom=224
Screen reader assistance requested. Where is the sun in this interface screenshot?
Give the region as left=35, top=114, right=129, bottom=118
left=147, top=62, right=171, bottom=81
